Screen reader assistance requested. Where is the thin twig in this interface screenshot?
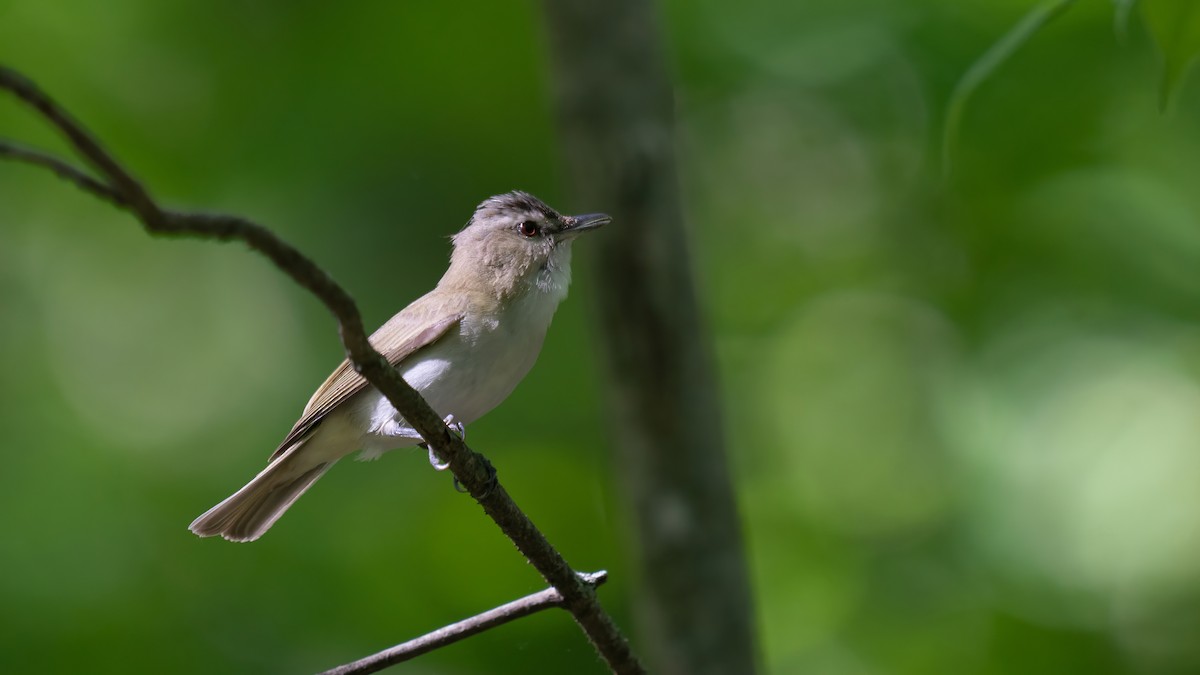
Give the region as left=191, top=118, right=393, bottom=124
left=0, top=139, right=126, bottom=207
left=0, top=64, right=643, bottom=674
left=319, top=572, right=609, bottom=675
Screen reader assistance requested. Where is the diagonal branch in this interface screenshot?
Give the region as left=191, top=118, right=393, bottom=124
left=0, top=65, right=643, bottom=674
left=320, top=571, right=609, bottom=675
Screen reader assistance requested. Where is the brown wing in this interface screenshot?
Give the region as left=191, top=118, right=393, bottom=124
left=269, top=293, right=465, bottom=461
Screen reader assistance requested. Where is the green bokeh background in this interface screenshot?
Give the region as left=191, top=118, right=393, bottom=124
left=3, top=1, right=1200, bottom=673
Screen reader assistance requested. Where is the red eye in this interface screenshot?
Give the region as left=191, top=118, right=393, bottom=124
left=518, top=220, right=540, bottom=237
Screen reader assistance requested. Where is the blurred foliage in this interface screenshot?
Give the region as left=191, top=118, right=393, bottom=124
left=1141, top=0, right=1200, bottom=108
left=947, top=0, right=1200, bottom=166
left=943, top=0, right=1079, bottom=174
left=2, top=1, right=1200, bottom=674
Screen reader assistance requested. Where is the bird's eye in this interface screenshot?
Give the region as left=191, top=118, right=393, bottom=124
left=518, top=220, right=540, bottom=237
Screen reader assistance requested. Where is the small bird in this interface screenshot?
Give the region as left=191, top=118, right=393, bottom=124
left=189, top=191, right=609, bottom=542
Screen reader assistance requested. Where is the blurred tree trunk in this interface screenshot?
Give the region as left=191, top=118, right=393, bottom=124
left=542, top=2, right=758, bottom=674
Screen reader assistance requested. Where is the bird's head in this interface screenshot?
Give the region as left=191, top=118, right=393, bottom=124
left=446, top=191, right=610, bottom=299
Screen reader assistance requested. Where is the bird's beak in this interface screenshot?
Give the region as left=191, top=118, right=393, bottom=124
left=558, top=212, right=611, bottom=239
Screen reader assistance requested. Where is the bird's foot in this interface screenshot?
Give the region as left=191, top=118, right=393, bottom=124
left=427, top=445, right=450, bottom=471
left=443, top=413, right=465, bottom=440
left=425, top=414, right=465, bottom=471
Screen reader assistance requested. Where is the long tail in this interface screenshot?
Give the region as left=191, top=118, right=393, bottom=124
left=189, top=446, right=336, bottom=542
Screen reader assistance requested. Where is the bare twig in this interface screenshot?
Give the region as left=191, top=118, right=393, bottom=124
left=0, top=65, right=643, bottom=675
left=0, top=140, right=125, bottom=206
left=319, top=571, right=609, bottom=675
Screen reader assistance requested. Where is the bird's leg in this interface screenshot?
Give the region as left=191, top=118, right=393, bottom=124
left=378, top=414, right=464, bottom=442
left=376, top=414, right=465, bottom=471
left=423, top=413, right=465, bottom=471
left=376, top=419, right=425, bottom=441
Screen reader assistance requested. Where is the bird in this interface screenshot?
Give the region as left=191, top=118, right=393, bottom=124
left=189, top=191, right=610, bottom=542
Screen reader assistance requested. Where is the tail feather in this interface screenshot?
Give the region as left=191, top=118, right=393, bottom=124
left=190, top=453, right=335, bottom=542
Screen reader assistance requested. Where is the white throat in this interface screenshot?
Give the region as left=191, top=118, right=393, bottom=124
left=534, top=242, right=573, bottom=307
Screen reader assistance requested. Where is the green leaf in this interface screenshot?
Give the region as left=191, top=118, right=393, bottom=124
left=943, top=0, right=1079, bottom=178
left=1142, top=0, right=1200, bottom=109
left=1112, top=0, right=1139, bottom=42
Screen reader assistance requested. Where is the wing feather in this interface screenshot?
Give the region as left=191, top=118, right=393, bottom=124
left=269, top=293, right=466, bottom=461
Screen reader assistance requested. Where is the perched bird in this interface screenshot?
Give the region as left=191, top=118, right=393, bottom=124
left=189, top=191, right=609, bottom=542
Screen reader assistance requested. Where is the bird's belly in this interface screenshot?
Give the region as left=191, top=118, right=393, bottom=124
left=353, top=324, right=545, bottom=456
